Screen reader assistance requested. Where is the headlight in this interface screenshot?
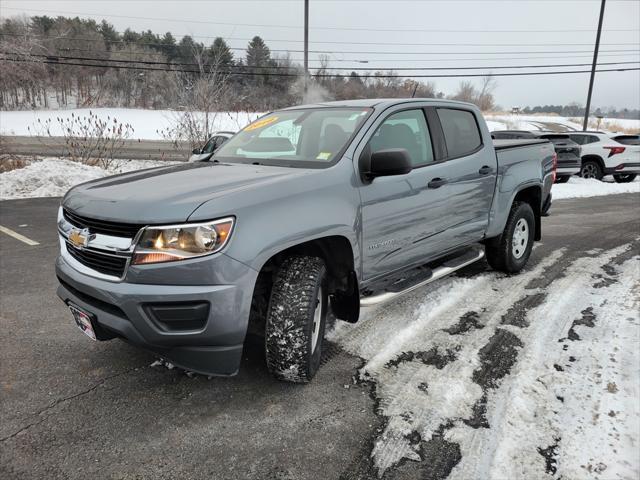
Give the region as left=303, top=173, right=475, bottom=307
left=132, top=217, right=234, bottom=265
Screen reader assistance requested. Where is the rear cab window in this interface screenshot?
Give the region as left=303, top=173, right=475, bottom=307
left=437, top=108, right=482, bottom=158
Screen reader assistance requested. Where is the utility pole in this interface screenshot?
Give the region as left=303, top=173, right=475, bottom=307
left=583, top=0, right=606, bottom=131
left=304, top=0, right=309, bottom=95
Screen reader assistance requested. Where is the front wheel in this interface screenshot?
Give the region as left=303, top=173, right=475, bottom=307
left=580, top=160, right=603, bottom=180
left=265, top=256, right=328, bottom=383
left=485, top=201, right=535, bottom=273
left=613, top=173, right=636, bottom=183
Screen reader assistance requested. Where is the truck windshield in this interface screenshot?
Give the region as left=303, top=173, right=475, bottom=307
left=213, top=107, right=372, bottom=167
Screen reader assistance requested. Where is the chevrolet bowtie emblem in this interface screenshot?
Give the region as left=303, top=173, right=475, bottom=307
left=68, top=228, right=92, bottom=249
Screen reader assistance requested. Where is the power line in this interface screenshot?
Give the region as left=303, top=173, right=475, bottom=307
left=1, top=31, right=638, bottom=50
left=2, top=32, right=639, bottom=49
left=3, top=6, right=639, bottom=33
left=1, top=34, right=638, bottom=55
left=7, top=43, right=639, bottom=64
left=6, top=52, right=638, bottom=72
left=3, top=56, right=639, bottom=78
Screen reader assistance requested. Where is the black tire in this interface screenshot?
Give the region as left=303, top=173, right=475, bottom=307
left=613, top=174, right=636, bottom=183
left=485, top=201, right=535, bottom=273
left=555, top=175, right=570, bottom=184
left=580, top=160, right=603, bottom=180
left=265, top=256, right=328, bottom=383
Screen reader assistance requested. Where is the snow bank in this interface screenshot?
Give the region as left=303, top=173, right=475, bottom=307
left=0, top=158, right=177, bottom=200
left=553, top=176, right=640, bottom=200
left=0, top=108, right=263, bottom=140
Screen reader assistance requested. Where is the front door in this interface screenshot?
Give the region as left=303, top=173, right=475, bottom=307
left=359, top=108, right=451, bottom=280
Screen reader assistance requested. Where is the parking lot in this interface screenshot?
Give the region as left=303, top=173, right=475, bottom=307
left=1, top=194, right=639, bottom=480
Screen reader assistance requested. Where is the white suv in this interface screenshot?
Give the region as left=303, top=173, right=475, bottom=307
left=567, top=132, right=640, bottom=183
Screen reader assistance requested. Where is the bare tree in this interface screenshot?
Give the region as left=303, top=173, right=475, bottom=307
left=28, top=111, right=134, bottom=168
left=476, top=75, right=497, bottom=112
left=158, top=43, right=231, bottom=150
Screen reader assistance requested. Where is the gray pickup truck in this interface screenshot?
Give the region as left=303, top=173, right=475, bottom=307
left=56, top=99, right=555, bottom=382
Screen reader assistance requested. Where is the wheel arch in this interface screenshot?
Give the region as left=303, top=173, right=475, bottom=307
left=512, top=185, right=542, bottom=241
left=581, top=154, right=605, bottom=170
left=251, top=235, right=360, bottom=327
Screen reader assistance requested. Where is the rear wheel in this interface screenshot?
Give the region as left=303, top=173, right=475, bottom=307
left=580, top=160, right=603, bottom=180
left=613, top=173, right=636, bottom=183
left=485, top=201, right=535, bottom=273
left=555, top=175, right=570, bottom=184
left=265, top=256, right=328, bottom=383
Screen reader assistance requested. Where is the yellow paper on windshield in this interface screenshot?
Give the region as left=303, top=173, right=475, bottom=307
left=245, top=116, right=278, bottom=131
left=317, top=152, right=332, bottom=160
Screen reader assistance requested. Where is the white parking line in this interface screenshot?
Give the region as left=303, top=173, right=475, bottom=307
left=0, top=225, right=40, bottom=246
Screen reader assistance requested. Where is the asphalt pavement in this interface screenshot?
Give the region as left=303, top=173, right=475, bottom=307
left=0, top=193, right=639, bottom=480
left=3, top=136, right=186, bottom=161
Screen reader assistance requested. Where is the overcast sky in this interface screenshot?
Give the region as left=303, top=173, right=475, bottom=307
left=2, top=0, right=639, bottom=109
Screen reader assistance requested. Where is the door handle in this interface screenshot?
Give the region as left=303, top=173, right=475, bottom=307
left=427, top=177, right=448, bottom=189
left=478, top=165, right=492, bottom=175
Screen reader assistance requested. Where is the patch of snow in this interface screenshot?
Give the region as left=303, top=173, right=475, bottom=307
left=330, top=249, right=565, bottom=474
left=0, top=108, right=263, bottom=140
left=331, top=243, right=639, bottom=478
left=448, top=244, right=639, bottom=480
left=553, top=176, right=640, bottom=200
left=0, top=157, right=178, bottom=200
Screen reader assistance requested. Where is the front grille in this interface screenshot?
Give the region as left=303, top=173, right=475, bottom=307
left=66, top=243, right=128, bottom=277
left=63, top=209, right=143, bottom=238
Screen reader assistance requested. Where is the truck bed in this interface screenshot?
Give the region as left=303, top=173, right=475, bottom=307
left=492, top=139, right=549, bottom=151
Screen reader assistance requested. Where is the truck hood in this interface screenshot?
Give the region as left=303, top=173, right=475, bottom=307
left=63, top=161, right=314, bottom=224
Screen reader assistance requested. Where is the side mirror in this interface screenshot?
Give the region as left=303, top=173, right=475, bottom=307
left=192, top=148, right=201, bottom=154
left=368, top=149, right=412, bottom=178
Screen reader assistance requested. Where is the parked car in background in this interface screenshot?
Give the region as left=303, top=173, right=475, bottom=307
left=56, top=99, right=555, bottom=382
left=567, top=132, right=640, bottom=183
left=492, top=130, right=580, bottom=183
left=189, top=131, right=235, bottom=162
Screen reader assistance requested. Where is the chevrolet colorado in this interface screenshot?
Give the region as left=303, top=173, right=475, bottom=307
left=56, top=99, right=555, bottom=383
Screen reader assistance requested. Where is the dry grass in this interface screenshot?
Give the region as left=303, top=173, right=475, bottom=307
left=569, top=118, right=640, bottom=134
left=0, top=156, right=30, bottom=173
left=0, top=136, right=31, bottom=172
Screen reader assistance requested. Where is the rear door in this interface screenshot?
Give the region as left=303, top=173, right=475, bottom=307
left=428, top=107, right=497, bottom=247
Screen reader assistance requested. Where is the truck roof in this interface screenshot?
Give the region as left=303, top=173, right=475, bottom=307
left=282, top=98, right=476, bottom=110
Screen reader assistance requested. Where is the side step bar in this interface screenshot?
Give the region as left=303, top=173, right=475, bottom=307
left=360, top=248, right=485, bottom=307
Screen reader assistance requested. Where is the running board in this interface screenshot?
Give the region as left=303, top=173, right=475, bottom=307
left=360, top=248, right=485, bottom=307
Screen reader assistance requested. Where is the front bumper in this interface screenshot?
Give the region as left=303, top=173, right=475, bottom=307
left=56, top=249, right=259, bottom=376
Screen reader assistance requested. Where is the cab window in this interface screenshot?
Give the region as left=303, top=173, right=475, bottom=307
left=437, top=108, right=482, bottom=158
left=367, top=109, right=434, bottom=167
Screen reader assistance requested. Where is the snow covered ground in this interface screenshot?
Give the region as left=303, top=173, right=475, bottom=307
left=1, top=108, right=637, bottom=140
left=552, top=176, right=640, bottom=200
left=486, top=114, right=639, bottom=134
left=0, top=108, right=263, bottom=140
left=329, top=243, right=640, bottom=479
left=0, top=158, right=178, bottom=200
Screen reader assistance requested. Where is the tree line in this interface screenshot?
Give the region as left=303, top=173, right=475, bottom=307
left=1, top=15, right=635, bottom=120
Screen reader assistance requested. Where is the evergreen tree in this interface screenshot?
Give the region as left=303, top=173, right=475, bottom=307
left=210, top=37, right=233, bottom=67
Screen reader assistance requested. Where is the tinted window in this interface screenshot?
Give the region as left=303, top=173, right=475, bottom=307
left=568, top=134, right=586, bottom=145
left=368, top=109, right=434, bottom=167
left=613, top=135, right=640, bottom=146
left=437, top=108, right=482, bottom=158
left=201, top=137, right=217, bottom=154
left=214, top=136, right=228, bottom=148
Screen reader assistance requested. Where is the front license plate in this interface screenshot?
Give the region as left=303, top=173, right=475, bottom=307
left=68, top=303, right=97, bottom=341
